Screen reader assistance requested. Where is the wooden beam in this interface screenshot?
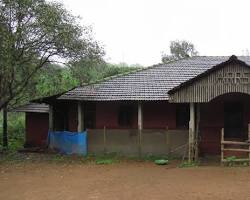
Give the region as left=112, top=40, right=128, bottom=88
left=248, top=123, right=250, bottom=159
left=222, top=158, right=250, bottom=162
left=77, top=102, right=84, bottom=132
left=221, top=141, right=250, bottom=145
left=221, top=128, right=224, bottom=164
left=103, top=126, right=107, bottom=153
left=49, top=105, right=54, bottom=131
left=223, top=148, right=250, bottom=152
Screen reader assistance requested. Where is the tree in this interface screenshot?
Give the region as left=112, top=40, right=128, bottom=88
left=69, top=59, right=142, bottom=84
left=0, top=0, right=104, bottom=110
left=35, top=64, right=78, bottom=97
left=0, top=0, right=104, bottom=147
left=162, top=40, right=198, bottom=63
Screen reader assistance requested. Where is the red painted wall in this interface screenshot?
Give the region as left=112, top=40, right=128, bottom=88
left=95, top=101, right=177, bottom=129
left=96, top=102, right=137, bottom=129
left=143, top=102, right=176, bottom=129
left=26, top=112, right=49, bottom=147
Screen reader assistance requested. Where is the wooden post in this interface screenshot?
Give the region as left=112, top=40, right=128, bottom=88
left=103, top=126, right=107, bottom=153
left=166, top=126, right=170, bottom=156
left=49, top=105, right=54, bottom=131
left=221, top=128, right=224, bottom=164
left=248, top=124, right=250, bottom=160
left=195, top=104, right=200, bottom=161
left=77, top=102, right=84, bottom=132
left=138, top=102, right=143, bottom=157
left=189, top=103, right=195, bottom=162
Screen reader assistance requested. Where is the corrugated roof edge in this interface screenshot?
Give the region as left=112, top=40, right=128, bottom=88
left=10, top=103, right=49, bottom=113
left=168, top=55, right=250, bottom=94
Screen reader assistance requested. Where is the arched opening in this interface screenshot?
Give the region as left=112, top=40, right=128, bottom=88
left=199, top=92, right=250, bottom=156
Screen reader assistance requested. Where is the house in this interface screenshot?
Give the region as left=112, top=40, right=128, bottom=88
left=15, top=55, right=250, bottom=161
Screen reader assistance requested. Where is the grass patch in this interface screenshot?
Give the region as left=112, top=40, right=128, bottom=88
left=95, top=159, right=115, bottom=165
left=0, top=151, right=176, bottom=166
left=179, top=161, right=199, bottom=168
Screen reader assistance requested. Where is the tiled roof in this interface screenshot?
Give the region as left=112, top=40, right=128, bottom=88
left=11, top=103, right=49, bottom=113
left=58, top=56, right=250, bottom=101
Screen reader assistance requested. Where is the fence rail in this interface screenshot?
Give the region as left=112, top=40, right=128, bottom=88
left=221, top=126, right=250, bottom=164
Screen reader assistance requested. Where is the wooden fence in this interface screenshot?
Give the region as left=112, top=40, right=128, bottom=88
left=221, top=125, right=250, bottom=164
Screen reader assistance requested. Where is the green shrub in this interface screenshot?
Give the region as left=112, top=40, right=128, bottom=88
left=179, top=161, right=198, bottom=168
left=95, top=159, right=115, bottom=165
left=0, top=112, right=25, bottom=150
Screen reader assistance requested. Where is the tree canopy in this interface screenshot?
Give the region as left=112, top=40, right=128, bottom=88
left=0, top=0, right=104, bottom=110
left=162, top=40, right=198, bottom=63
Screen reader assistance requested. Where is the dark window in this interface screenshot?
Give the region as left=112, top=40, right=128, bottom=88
left=176, top=104, right=189, bottom=129
left=54, top=106, right=69, bottom=131
left=84, top=103, right=96, bottom=129
left=118, top=105, right=134, bottom=127
left=224, top=102, right=244, bottom=138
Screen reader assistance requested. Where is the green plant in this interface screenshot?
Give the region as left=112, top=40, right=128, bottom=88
left=154, top=159, right=169, bottom=165
left=225, top=156, right=237, bottom=167
left=95, top=159, right=115, bottom=165
left=179, top=161, right=198, bottom=168
left=0, top=112, right=25, bottom=151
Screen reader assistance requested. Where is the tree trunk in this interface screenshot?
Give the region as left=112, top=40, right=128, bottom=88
left=3, top=107, right=8, bottom=149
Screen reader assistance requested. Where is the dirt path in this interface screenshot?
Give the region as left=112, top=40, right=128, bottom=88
left=1, top=162, right=250, bottom=200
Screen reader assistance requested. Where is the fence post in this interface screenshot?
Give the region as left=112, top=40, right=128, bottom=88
left=103, top=126, right=107, bottom=154
left=165, top=126, right=170, bottom=156
left=248, top=124, right=250, bottom=160
left=138, top=102, right=143, bottom=157
left=221, top=128, right=224, bottom=164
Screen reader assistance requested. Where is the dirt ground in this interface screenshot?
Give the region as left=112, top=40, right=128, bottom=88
left=1, top=161, right=250, bottom=200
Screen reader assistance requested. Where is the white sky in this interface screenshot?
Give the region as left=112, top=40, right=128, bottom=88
left=59, top=0, right=250, bottom=66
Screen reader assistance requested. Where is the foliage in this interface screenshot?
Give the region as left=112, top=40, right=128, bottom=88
left=162, top=40, right=198, bottom=63
left=95, top=159, right=115, bottom=165
left=0, top=0, right=104, bottom=110
left=34, top=64, right=79, bottom=97
left=179, top=160, right=198, bottom=168
left=0, top=112, right=25, bottom=150
left=69, top=60, right=143, bottom=85
left=224, top=156, right=250, bottom=167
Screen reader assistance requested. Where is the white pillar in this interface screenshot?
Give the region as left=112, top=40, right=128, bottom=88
left=77, top=102, right=84, bottom=132
left=49, top=105, right=54, bottom=131
left=189, top=103, right=195, bottom=162
left=138, top=102, right=143, bottom=130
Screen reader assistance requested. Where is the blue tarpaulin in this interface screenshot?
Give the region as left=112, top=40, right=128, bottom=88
left=48, top=131, right=87, bottom=155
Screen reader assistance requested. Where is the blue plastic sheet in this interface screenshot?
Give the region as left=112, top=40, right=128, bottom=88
left=48, top=131, right=87, bottom=155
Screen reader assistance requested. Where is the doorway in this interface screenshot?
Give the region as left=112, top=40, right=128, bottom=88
left=224, top=102, right=244, bottom=139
